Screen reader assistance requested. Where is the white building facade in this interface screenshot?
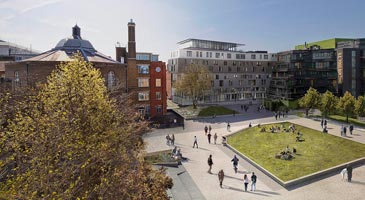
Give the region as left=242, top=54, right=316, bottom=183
left=168, top=39, right=276, bottom=105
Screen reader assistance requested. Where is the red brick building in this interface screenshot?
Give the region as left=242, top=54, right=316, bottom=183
left=115, top=20, right=167, bottom=118
left=5, top=25, right=126, bottom=92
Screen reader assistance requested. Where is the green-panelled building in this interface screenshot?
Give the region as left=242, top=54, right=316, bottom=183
left=295, top=38, right=353, bottom=50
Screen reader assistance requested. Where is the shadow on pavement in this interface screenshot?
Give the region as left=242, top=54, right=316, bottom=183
left=351, top=180, right=365, bottom=185
left=255, top=189, right=280, bottom=195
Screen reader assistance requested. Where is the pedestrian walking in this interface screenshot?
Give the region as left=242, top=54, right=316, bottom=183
left=347, top=165, right=353, bottom=182
left=218, top=169, right=224, bottom=188
left=207, top=155, right=213, bottom=173
left=349, top=124, right=354, bottom=135
left=275, top=112, right=278, bottom=120
left=213, top=133, right=218, bottom=144
left=340, top=168, right=347, bottom=181
left=341, top=125, right=344, bottom=136
left=251, top=172, right=257, bottom=191
left=344, top=126, right=347, bottom=136
left=324, top=119, right=327, bottom=127
left=182, top=122, right=185, bottom=130
left=231, top=155, right=239, bottom=173
left=227, top=122, right=231, bottom=131
left=243, top=174, right=249, bottom=192
left=204, top=125, right=208, bottom=135
left=193, top=136, right=198, bottom=148
left=171, top=134, right=175, bottom=145
left=166, top=134, right=171, bottom=145
left=207, top=132, right=212, bottom=144
left=209, top=125, right=212, bottom=133
left=321, top=119, right=324, bottom=128
left=241, top=105, right=243, bottom=111
left=278, top=111, right=281, bottom=118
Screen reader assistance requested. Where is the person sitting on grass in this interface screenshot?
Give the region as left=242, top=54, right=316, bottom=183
left=296, top=132, right=302, bottom=142
left=285, top=145, right=290, bottom=153
left=293, top=147, right=297, bottom=154
left=260, top=127, right=266, bottom=132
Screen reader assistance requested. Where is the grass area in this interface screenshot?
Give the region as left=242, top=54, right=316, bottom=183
left=145, top=151, right=173, bottom=164
left=329, top=115, right=365, bottom=126
left=228, top=122, right=365, bottom=182
left=198, top=106, right=238, bottom=117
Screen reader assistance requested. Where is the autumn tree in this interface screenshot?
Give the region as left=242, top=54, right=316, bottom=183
left=174, top=64, right=213, bottom=109
left=337, top=91, right=356, bottom=123
left=319, top=90, right=338, bottom=118
left=299, top=87, right=320, bottom=117
left=355, top=95, right=365, bottom=117
left=0, top=54, right=172, bottom=199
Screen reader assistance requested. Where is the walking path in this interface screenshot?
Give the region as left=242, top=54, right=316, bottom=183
left=143, top=112, right=365, bottom=200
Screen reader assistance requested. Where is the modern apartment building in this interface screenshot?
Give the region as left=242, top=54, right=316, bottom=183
left=269, top=49, right=337, bottom=100
left=168, top=39, right=276, bottom=105
left=336, top=39, right=365, bottom=97
left=115, top=20, right=167, bottom=118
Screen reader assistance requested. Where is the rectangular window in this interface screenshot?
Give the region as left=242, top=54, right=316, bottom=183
left=156, top=92, right=161, bottom=100
left=138, top=65, right=149, bottom=74
left=216, top=53, right=220, bottom=58
left=227, top=53, right=231, bottom=59
left=264, top=55, right=268, bottom=59
left=138, top=78, right=149, bottom=87
left=210, top=52, right=212, bottom=57
left=206, top=52, right=209, bottom=57
left=156, top=105, right=162, bottom=113
left=219, top=66, right=222, bottom=72
left=251, top=54, right=256, bottom=59
left=196, top=51, right=199, bottom=57
left=187, top=51, right=192, bottom=57
left=200, top=52, right=202, bottom=57
left=151, top=55, right=159, bottom=61
left=156, top=78, right=161, bottom=87
left=216, top=74, right=219, bottom=79
left=136, top=54, right=150, bottom=61
left=138, top=92, right=149, bottom=101
left=224, top=61, right=227, bottom=65
left=219, top=80, right=224, bottom=87
left=229, top=80, right=233, bottom=86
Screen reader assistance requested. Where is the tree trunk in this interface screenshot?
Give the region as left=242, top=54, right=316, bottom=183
left=346, top=114, right=349, bottom=123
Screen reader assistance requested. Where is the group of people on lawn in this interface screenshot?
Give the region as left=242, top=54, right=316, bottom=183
left=276, top=145, right=297, bottom=160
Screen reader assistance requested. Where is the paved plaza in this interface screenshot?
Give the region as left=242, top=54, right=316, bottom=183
left=143, top=106, right=365, bottom=200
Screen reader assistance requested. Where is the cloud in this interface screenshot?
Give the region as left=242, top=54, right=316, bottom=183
left=20, top=0, right=61, bottom=13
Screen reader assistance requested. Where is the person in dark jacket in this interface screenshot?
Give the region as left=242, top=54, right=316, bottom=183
left=208, top=155, right=213, bottom=173
left=218, top=169, right=224, bottom=188
left=251, top=172, right=257, bottom=191
left=347, top=165, right=353, bottom=182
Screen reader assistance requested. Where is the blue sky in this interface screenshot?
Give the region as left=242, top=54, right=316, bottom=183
left=1, top=0, right=365, bottom=61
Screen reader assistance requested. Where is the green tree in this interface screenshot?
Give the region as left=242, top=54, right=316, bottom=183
left=299, top=87, right=320, bottom=117
left=320, top=90, right=338, bottom=118
left=355, top=95, right=365, bottom=117
left=337, top=91, right=356, bottom=123
left=0, top=54, right=172, bottom=199
left=174, top=64, right=213, bottom=109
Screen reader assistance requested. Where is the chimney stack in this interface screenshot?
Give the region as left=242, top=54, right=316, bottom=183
left=127, top=19, right=136, bottom=59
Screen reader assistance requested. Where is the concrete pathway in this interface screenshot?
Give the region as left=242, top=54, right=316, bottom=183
left=143, top=113, right=365, bottom=200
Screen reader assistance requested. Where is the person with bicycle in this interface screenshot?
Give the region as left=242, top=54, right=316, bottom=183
left=231, top=155, right=239, bottom=173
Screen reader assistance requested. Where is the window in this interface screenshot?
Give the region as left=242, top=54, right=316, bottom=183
left=138, top=65, right=149, bottom=74
left=216, top=74, right=219, bottom=79
left=264, top=55, right=268, bottom=59
left=138, top=92, right=149, bottom=101
left=229, top=80, right=233, bottom=86
left=219, top=80, right=224, bottom=87
left=156, top=105, right=162, bottom=113
left=214, top=60, right=218, bottom=65
left=187, top=51, right=192, bottom=57
left=151, top=55, right=159, bottom=61
left=228, top=67, right=232, bottom=72
left=251, top=54, right=256, bottom=59
left=138, top=78, right=149, bottom=87
left=156, top=92, right=161, bottom=100
left=219, top=66, right=222, bottom=72
left=210, top=52, right=212, bottom=57
left=224, top=61, right=227, bottom=66
left=200, top=52, right=202, bottom=57
left=107, top=71, right=116, bottom=90
left=136, top=54, right=150, bottom=61
left=156, top=78, right=161, bottom=87
left=216, top=53, right=220, bottom=58
left=196, top=51, right=199, bottom=57
left=227, top=53, right=231, bottom=59
left=237, top=67, right=240, bottom=72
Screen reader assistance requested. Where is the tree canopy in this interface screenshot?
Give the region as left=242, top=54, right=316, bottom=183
left=319, top=90, right=338, bottom=118
left=355, top=95, right=365, bottom=117
left=0, top=54, right=172, bottom=199
left=299, top=87, right=320, bottom=117
left=174, top=64, right=213, bottom=108
left=337, top=91, right=356, bottom=123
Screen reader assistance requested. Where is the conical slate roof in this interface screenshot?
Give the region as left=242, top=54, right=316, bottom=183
left=24, top=25, right=118, bottom=64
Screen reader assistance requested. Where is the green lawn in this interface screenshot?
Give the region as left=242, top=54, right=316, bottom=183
left=329, top=115, right=365, bottom=126
left=198, top=106, right=238, bottom=117
left=228, top=122, right=365, bottom=182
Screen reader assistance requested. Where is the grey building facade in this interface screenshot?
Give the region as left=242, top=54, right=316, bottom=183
left=168, top=39, right=276, bottom=105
